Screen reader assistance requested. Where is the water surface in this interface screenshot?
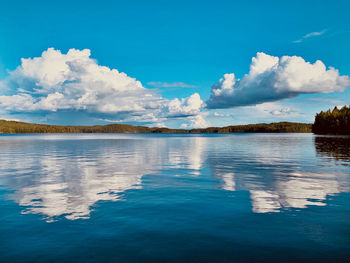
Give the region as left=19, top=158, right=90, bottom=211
left=0, top=133, right=349, bottom=262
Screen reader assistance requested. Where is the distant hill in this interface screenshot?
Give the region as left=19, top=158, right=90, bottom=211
left=191, top=122, right=312, bottom=133
left=0, top=120, right=312, bottom=134
left=313, top=106, right=350, bottom=135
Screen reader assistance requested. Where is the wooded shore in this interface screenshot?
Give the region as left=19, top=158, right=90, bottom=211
left=0, top=120, right=312, bottom=134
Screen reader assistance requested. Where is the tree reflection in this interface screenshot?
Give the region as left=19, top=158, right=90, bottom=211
left=315, top=136, right=350, bottom=163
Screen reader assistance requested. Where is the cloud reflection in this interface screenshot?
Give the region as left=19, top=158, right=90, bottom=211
left=211, top=135, right=350, bottom=213
left=215, top=168, right=348, bottom=213
left=1, top=134, right=350, bottom=221
left=0, top=135, right=208, bottom=221
left=2, top=139, right=151, bottom=221
left=249, top=172, right=345, bottom=213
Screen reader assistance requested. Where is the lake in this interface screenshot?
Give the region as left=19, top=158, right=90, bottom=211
left=0, top=133, right=349, bottom=262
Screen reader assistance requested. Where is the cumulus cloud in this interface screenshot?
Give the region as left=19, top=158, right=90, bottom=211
left=206, top=52, right=350, bottom=109
left=180, top=113, right=210, bottom=129
left=0, top=48, right=207, bottom=126
left=147, top=81, right=197, bottom=88
left=0, top=48, right=161, bottom=114
left=162, top=93, right=203, bottom=118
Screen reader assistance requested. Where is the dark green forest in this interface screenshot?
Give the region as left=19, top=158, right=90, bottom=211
left=6, top=106, right=350, bottom=134
left=0, top=120, right=312, bottom=134
left=193, top=122, right=311, bottom=133
left=312, top=106, right=350, bottom=134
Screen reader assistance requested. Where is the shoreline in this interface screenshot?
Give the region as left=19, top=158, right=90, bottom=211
left=0, top=120, right=312, bottom=134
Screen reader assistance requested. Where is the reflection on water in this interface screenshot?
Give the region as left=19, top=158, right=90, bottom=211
left=0, top=134, right=350, bottom=222
left=315, top=136, right=350, bottom=163
left=0, top=139, right=150, bottom=221
left=250, top=172, right=346, bottom=213
left=210, top=135, right=350, bottom=213
left=0, top=135, right=207, bottom=221
left=218, top=171, right=348, bottom=214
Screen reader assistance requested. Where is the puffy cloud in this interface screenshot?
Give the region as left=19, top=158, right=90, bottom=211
left=99, top=93, right=206, bottom=125
left=0, top=48, right=205, bottom=126
left=163, top=93, right=203, bottom=118
left=190, top=114, right=210, bottom=128
left=206, top=52, right=350, bottom=109
left=180, top=113, right=210, bottom=129
left=0, top=48, right=161, bottom=114
left=164, top=93, right=210, bottom=128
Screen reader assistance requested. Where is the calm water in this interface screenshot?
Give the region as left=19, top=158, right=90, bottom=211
left=0, top=133, right=349, bottom=262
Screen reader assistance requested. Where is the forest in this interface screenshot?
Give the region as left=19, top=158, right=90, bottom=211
left=312, top=106, right=350, bottom=134
left=0, top=120, right=312, bottom=134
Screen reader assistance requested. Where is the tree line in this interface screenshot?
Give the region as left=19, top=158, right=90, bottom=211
left=312, top=106, right=350, bottom=134
left=0, top=120, right=312, bottom=134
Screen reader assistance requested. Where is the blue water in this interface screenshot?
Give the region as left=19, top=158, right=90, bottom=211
left=0, top=133, right=349, bottom=262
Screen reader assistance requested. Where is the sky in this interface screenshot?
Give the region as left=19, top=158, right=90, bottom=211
left=0, top=0, right=350, bottom=128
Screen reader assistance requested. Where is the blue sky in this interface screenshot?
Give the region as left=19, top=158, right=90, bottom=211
left=0, top=0, right=350, bottom=127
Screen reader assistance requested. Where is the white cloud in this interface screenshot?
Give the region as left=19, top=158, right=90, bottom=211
left=293, top=29, right=326, bottom=43
left=213, top=112, right=231, bottom=118
left=0, top=48, right=160, bottom=114
left=270, top=108, right=292, bottom=116
left=213, top=112, right=225, bottom=117
left=147, top=81, right=197, bottom=88
left=254, top=102, right=296, bottom=117
left=206, top=52, right=350, bottom=109
left=0, top=48, right=205, bottom=126
left=180, top=113, right=210, bottom=129
left=0, top=117, right=20, bottom=122
left=163, top=93, right=203, bottom=118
